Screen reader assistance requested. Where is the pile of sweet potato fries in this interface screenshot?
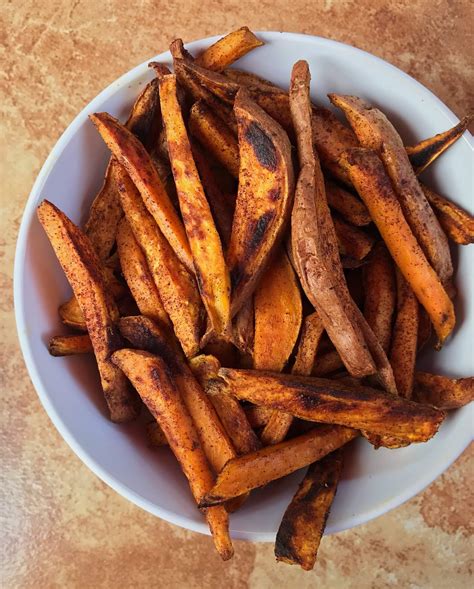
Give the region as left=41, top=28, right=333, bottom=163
left=39, top=27, right=473, bottom=569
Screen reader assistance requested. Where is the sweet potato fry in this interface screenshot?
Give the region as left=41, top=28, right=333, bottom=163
left=244, top=405, right=273, bottom=429
left=363, top=243, right=396, bottom=353
left=406, top=115, right=473, bottom=175
left=227, top=89, right=294, bottom=315
left=117, top=168, right=202, bottom=357
left=225, top=69, right=279, bottom=92
left=312, top=350, right=344, bottom=376
left=333, top=215, right=375, bottom=260
left=116, top=218, right=170, bottom=326
left=414, top=372, right=474, bottom=410
left=48, top=334, right=93, bottom=356
left=111, top=349, right=232, bottom=560
left=199, top=425, right=357, bottom=506
left=146, top=421, right=168, bottom=447
left=390, top=271, right=419, bottom=398
left=159, top=75, right=231, bottom=338
left=329, top=94, right=452, bottom=285
left=90, top=112, right=194, bottom=272
left=421, top=184, right=474, bottom=245
left=275, top=449, right=344, bottom=570
left=37, top=201, right=138, bottom=422
left=218, top=368, right=445, bottom=442
left=188, top=100, right=240, bottom=177
left=196, top=27, right=263, bottom=71
left=59, top=297, right=87, bottom=331
left=232, top=298, right=254, bottom=356
left=417, top=308, right=432, bottom=351
left=339, top=148, right=455, bottom=345
left=325, top=180, right=371, bottom=226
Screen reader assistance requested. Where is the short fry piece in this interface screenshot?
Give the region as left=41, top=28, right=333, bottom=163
left=414, top=373, right=474, bottom=410
left=59, top=297, right=87, bottom=331
left=48, top=334, right=93, bottom=356
left=159, top=75, right=231, bottom=338
left=199, top=425, right=357, bottom=506
left=312, top=350, right=344, bottom=377
left=111, top=349, right=232, bottom=560
left=339, top=148, right=455, bottom=345
left=325, top=180, right=371, bottom=226
left=218, top=368, right=445, bottom=442
left=333, top=216, right=375, bottom=260
left=37, top=201, right=138, bottom=422
left=422, top=184, right=474, bottom=245
left=196, top=27, right=263, bottom=72
left=116, top=218, right=170, bottom=326
left=90, top=112, right=193, bottom=272
left=244, top=405, right=274, bottom=429
left=275, top=449, right=344, bottom=570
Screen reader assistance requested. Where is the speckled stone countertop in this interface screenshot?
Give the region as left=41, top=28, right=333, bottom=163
left=1, top=2, right=472, bottom=587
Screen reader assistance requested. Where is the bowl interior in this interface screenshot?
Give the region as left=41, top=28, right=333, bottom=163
left=15, top=32, right=473, bottom=542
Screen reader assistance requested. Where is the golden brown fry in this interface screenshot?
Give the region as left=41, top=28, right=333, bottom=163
left=339, top=148, right=455, bottom=346
left=190, top=355, right=261, bottom=455
left=199, top=425, right=357, bottom=506
left=119, top=316, right=235, bottom=473
left=329, top=94, right=452, bottom=285
left=89, top=112, right=193, bottom=272
left=116, top=218, right=170, bottom=326
left=227, top=90, right=294, bottom=315
left=414, top=372, right=474, bottom=410
left=48, top=334, right=93, bottom=356
left=37, top=201, right=138, bottom=423
left=159, top=75, right=231, bottom=338
left=421, top=184, right=474, bottom=245
left=275, top=449, right=344, bottom=570
left=146, top=421, right=168, bottom=447
left=244, top=405, right=274, bottom=429
left=406, top=115, right=473, bottom=174
left=325, top=180, right=371, bottom=226
left=333, top=215, right=375, bottom=260
left=218, top=368, right=445, bottom=442
left=188, top=100, right=240, bottom=177
left=312, top=350, right=345, bottom=376
left=111, top=349, right=232, bottom=560
left=117, top=168, right=202, bottom=357
left=196, top=27, right=263, bottom=71
left=59, top=297, right=87, bottom=331
left=363, top=243, right=396, bottom=353
left=390, top=271, right=419, bottom=398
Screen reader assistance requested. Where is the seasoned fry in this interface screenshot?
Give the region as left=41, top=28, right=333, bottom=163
left=188, top=101, right=240, bottom=177
left=159, top=75, right=231, bottom=338
left=363, top=243, right=396, bottom=353
left=421, top=184, right=474, bottom=245
left=225, top=69, right=278, bottom=92
left=111, top=349, right=233, bottom=560
left=339, top=148, right=455, bottom=345
left=390, top=271, right=419, bottom=398
left=227, top=89, right=294, bottom=315
left=196, top=27, right=263, bottom=71
left=406, top=115, right=473, bottom=174
left=414, top=372, right=474, bottom=410
left=417, top=308, right=432, bottom=351
left=59, top=297, right=87, bottom=331
left=119, top=316, right=235, bottom=472
left=146, top=421, right=168, bottom=448
left=333, top=215, right=375, bottom=260
left=218, top=368, right=445, bottom=442
left=117, top=168, right=202, bottom=357
left=325, top=180, right=371, bottom=226
left=48, top=334, right=93, bottom=356
left=37, top=201, right=138, bottom=423
left=275, top=449, right=344, bottom=570
left=116, top=218, right=170, bottom=326
left=244, top=405, right=274, bottom=429
left=199, top=425, right=357, bottom=506
left=232, top=297, right=254, bottom=355
left=312, top=350, right=344, bottom=376
left=90, top=112, right=194, bottom=272
left=329, top=94, right=452, bottom=285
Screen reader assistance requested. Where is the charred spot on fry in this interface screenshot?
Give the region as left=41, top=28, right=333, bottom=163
left=244, top=121, right=278, bottom=171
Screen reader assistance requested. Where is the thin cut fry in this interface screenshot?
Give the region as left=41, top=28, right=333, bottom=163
left=48, top=334, right=93, bottom=356
left=325, top=180, right=371, bottom=226
left=196, top=27, right=263, bottom=72
left=414, top=373, right=474, bottom=410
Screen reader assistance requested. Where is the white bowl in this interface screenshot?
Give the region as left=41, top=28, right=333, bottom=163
left=14, top=32, right=473, bottom=542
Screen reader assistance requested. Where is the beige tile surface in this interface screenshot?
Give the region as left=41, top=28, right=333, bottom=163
left=1, top=2, right=472, bottom=587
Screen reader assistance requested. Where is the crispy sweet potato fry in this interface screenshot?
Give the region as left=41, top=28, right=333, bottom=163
left=390, top=271, right=419, bottom=398
left=159, top=75, right=232, bottom=338
left=188, top=100, right=240, bottom=177
left=218, top=368, right=445, bottom=442
left=325, top=180, right=371, bottom=226
left=117, top=168, right=202, bottom=357
left=90, top=112, right=194, bottom=272
left=116, top=218, right=170, bottom=326
left=37, top=201, right=138, bottom=422
left=421, top=184, right=474, bottom=245
left=225, top=69, right=279, bottom=91
left=196, top=27, right=263, bottom=71
left=339, top=148, right=455, bottom=345
left=227, top=89, right=294, bottom=315
left=111, top=349, right=233, bottom=560
left=414, top=372, right=474, bottom=410
left=406, top=115, right=473, bottom=175
left=146, top=420, right=168, bottom=447
left=333, top=215, right=375, bottom=260
left=199, top=425, right=357, bottom=506
left=244, top=405, right=274, bottom=429
left=329, top=94, right=452, bottom=285
left=48, top=334, right=93, bottom=356
left=312, top=350, right=345, bottom=376
left=363, top=243, right=396, bottom=353
left=59, top=297, right=87, bottom=331
left=275, top=449, right=344, bottom=570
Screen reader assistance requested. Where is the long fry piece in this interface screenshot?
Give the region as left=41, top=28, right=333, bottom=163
left=414, top=373, right=474, bottom=410
left=196, top=27, right=263, bottom=71
left=111, top=349, right=233, bottom=560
